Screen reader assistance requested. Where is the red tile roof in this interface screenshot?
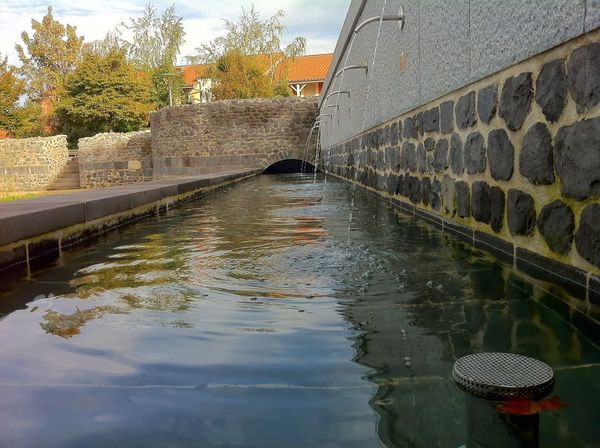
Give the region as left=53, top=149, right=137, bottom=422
left=179, top=53, right=333, bottom=85
left=287, top=53, right=333, bottom=82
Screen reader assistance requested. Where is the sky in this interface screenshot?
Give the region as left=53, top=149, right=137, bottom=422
left=0, top=0, right=351, bottom=66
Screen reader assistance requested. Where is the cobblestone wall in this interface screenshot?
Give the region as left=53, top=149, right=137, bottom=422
left=0, top=135, right=69, bottom=191
left=150, top=97, right=318, bottom=178
left=322, top=32, right=600, bottom=322
left=78, top=131, right=152, bottom=188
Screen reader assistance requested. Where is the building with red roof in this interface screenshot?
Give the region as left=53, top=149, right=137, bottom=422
left=179, top=53, right=333, bottom=103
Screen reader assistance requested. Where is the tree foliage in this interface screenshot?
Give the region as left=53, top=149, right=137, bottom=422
left=56, top=48, right=154, bottom=143
left=15, top=6, right=84, bottom=103
left=0, top=54, right=25, bottom=134
left=189, top=5, right=305, bottom=64
left=120, top=3, right=186, bottom=107
left=187, top=5, right=305, bottom=100
left=209, top=51, right=274, bottom=100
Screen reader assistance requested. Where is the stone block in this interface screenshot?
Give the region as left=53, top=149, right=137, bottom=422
left=442, top=175, right=456, bottom=216
left=455, top=91, right=477, bottom=129
left=400, top=142, right=417, bottom=172
left=84, top=194, right=133, bottom=221
left=433, top=139, right=449, bottom=172
left=450, top=133, right=464, bottom=175
left=424, top=138, right=436, bottom=152
left=477, top=84, right=498, bottom=124
left=474, top=230, right=514, bottom=264
left=421, top=177, right=432, bottom=206
left=471, top=181, right=491, bottom=224
left=487, top=129, right=514, bottom=181
left=520, top=123, right=554, bottom=185
left=456, top=181, right=470, bottom=218
left=407, top=175, right=421, bottom=204
left=464, top=132, right=486, bottom=174
left=535, top=59, right=567, bottom=122
left=499, top=72, right=533, bottom=131
left=554, top=117, right=600, bottom=199
left=430, top=178, right=442, bottom=211
left=489, top=186, right=505, bottom=233
left=574, top=204, right=600, bottom=268
left=417, top=144, right=428, bottom=174
left=537, top=200, right=574, bottom=255
left=567, top=42, right=600, bottom=112
left=440, top=100, right=455, bottom=134
left=423, top=107, right=440, bottom=133
left=507, top=189, right=536, bottom=235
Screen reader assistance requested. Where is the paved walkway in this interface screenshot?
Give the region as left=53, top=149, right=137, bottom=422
left=0, top=169, right=259, bottom=248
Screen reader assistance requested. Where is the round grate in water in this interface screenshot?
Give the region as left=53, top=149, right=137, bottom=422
left=453, top=352, right=554, bottom=401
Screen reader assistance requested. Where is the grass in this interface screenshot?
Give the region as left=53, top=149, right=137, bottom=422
left=0, top=191, right=46, bottom=202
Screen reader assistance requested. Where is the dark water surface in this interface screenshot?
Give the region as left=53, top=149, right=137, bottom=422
left=0, top=174, right=599, bottom=447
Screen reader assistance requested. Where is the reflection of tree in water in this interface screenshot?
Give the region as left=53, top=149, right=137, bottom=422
left=40, top=176, right=329, bottom=339
left=41, top=229, right=195, bottom=338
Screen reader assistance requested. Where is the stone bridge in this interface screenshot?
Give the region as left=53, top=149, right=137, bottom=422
left=78, top=97, right=319, bottom=188
left=150, top=97, right=319, bottom=178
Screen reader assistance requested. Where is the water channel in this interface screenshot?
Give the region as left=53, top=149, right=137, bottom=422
left=0, top=173, right=598, bottom=447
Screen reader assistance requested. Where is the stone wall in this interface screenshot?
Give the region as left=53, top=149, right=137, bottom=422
left=150, top=97, right=318, bottom=178
left=322, top=33, right=600, bottom=322
left=0, top=135, right=69, bottom=191
left=78, top=131, right=152, bottom=188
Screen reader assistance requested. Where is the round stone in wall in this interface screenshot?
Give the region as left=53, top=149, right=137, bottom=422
left=421, top=177, right=432, bottom=206
left=537, top=200, right=575, bottom=254
left=499, top=72, right=533, bottom=131
left=490, top=186, right=505, bottom=233
left=535, top=59, right=567, bottom=122
left=450, top=133, right=464, bottom=175
left=477, top=84, right=498, bottom=124
left=554, top=117, right=600, bottom=199
left=464, top=132, right=486, bottom=174
left=417, top=144, right=428, bottom=173
left=430, top=178, right=442, bottom=211
left=471, top=181, right=491, bottom=224
left=407, top=175, right=421, bottom=204
left=508, top=189, right=536, bottom=236
left=433, top=139, right=449, bottom=172
left=567, top=42, right=600, bottom=112
left=440, top=100, right=455, bottom=134
left=442, top=175, right=456, bottom=216
left=520, top=123, right=555, bottom=185
left=575, top=204, right=600, bottom=268
left=456, top=91, right=477, bottom=129
left=487, top=129, right=514, bottom=181
left=456, top=181, right=470, bottom=218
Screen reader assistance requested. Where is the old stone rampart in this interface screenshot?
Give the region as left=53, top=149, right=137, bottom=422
left=0, top=135, right=69, bottom=191
left=78, top=131, right=152, bottom=188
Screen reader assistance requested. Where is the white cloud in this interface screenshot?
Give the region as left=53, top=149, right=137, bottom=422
left=0, top=0, right=350, bottom=66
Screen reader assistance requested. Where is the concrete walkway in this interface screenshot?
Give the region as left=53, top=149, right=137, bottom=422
left=0, top=169, right=259, bottom=271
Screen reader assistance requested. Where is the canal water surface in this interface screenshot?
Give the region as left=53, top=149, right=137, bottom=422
left=0, top=174, right=599, bottom=447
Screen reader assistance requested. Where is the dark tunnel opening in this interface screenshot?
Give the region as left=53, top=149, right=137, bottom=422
left=263, top=159, right=316, bottom=174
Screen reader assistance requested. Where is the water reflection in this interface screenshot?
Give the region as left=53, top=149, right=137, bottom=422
left=0, top=174, right=598, bottom=447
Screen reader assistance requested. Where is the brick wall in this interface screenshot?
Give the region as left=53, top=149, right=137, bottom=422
left=78, top=131, right=152, bottom=188
left=150, top=97, right=318, bottom=178
left=0, top=135, right=69, bottom=191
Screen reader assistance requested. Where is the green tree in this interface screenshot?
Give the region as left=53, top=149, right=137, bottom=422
left=188, top=5, right=305, bottom=99
left=120, top=3, right=186, bottom=107
left=56, top=48, right=154, bottom=144
left=0, top=54, right=25, bottom=135
left=15, top=6, right=84, bottom=103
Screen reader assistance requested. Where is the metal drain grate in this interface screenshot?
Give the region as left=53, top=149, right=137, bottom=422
left=453, top=352, right=554, bottom=400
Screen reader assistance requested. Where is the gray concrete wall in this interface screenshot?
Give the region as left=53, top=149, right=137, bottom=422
left=321, top=0, right=600, bottom=147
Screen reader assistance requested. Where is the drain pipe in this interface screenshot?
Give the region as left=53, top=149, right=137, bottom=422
left=453, top=352, right=555, bottom=448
